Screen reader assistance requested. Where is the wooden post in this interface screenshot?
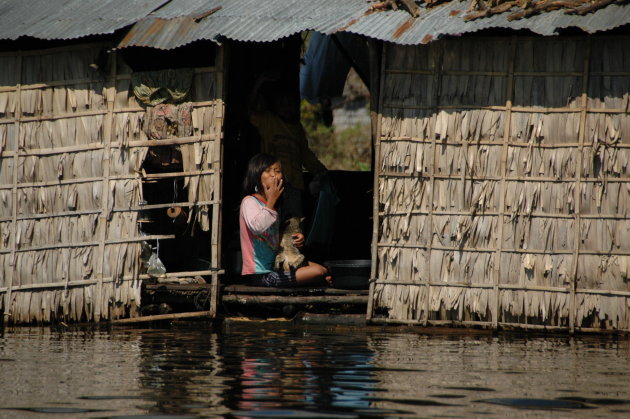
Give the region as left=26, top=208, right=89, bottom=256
left=569, top=37, right=592, bottom=334
left=209, top=45, right=226, bottom=319
left=4, top=52, right=22, bottom=324
left=493, top=36, right=516, bottom=329
left=98, top=49, right=116, bottom=321
left=423, top=42, right=444, bottom=326
left=366, top=39, right=383, bottom=321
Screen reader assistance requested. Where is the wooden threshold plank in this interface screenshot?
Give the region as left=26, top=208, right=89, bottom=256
left=221, top=294, right=368, bottom=305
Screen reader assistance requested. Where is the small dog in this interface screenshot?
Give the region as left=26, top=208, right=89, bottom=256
left=274, top=217, right=306, bottom=272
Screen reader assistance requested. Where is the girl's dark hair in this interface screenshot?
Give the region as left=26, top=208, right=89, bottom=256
left=242, top=153, right=279, bottom=197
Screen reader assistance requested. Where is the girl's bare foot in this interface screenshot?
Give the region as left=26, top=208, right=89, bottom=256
left=324, top=275, right=333, bottom=286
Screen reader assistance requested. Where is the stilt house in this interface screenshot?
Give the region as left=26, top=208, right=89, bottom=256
left=1, top=0, right=629, bottom=333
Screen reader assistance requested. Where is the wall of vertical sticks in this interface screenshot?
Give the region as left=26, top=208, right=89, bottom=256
left=370, top=35, right=630, bottom=332
left=0, top=43, right=224, bottom=323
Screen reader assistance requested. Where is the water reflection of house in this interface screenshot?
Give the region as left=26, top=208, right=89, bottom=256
left=1, top=0, right=630, bottom=334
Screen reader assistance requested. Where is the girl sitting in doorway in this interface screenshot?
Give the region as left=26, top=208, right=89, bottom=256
left=239, top=153, right=331, bottom=287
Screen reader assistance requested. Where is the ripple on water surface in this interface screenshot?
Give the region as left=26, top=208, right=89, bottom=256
left=0, top=323, right=629, bottom=417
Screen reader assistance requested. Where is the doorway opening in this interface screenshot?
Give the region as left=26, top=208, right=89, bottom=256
left=222, top=33, right=374, bottom=283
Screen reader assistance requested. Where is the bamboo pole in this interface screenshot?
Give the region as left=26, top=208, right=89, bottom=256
left=381, top=103, right=627, bottom=114
left=0, top=234, right=175, bottom=255
left=209, top=45, right=226, bottom=319
left=0, top=172, right=218, bottom=191
left=367, top=39, right=383, bottom=322
left=121, top=134, right=217, bottom=148
left=0, top=269, right=224, bottom=293
left=378, top=209, right=630, bottom=220
left=0, top=200, right=219, bottom=223
left=0, top=105, right=218, bottom=126
left=423, top=42, right=444, bottom=326
left=111, top=310, right=213, bottom=324
left=373, top=280, right=572, bottom=293
left=0, top=134, right=217, bottom=157
left=576, top=288, right=630, bottom=297
left=493, top=36, right=516, bottom=328
left=2, top=134, right=218, bottom=155
left=97, top=50, right=117, bottom=321
left=569, top=38, right=591, bottom=334
left=377, top=242, right=630, bottom=256
left=139, top=269, right=224, bottom=279
left=222, top=295, right=368, bottom=305
left=379, top=172, right=630, bottom=183
left=379, top=137, right=630, bottom=149
left=4, top=52, right=22, bottom=324
left=382, top=103, right=585, bottom=113
left=221, top=284, right=367, bottom=295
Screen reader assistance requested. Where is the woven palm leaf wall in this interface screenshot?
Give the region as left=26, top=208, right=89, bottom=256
left=370, top=35, right=630, bottom=332
left=0, top=43, right=223, bottom=323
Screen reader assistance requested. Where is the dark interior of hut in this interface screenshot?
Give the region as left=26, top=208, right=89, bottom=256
left=221, top=35, right=374, bottom=285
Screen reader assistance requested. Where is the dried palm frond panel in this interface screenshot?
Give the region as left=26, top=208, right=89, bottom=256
left=435, top=144, right=504, bottom=177
left=379, top=177, right=431, bottom=213
left=579, top=181, right=630, bottom=216
left=499, top=252, right=574, bottom=286
left=0, top=43, right=224, bottom=324
left=506, top=146, right=578, bottom=179
left=371, top=35, right=630, bottom=332
left=582, top=146, right=630, bottom=179
left=381, top=213, right=431, bottom=245
left=373, top=283, right=427, bottom=321
left=503, top=216, right=575, bottom=251
left=432, top=214, right=499, bottom=248
left=504, top=181, right=576, bottom=215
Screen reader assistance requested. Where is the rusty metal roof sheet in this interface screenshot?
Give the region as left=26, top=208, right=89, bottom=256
left=118, top=0, right=369, bottom=49
left=342, top=1, right=630, bottom=45
left=0, top=0, right=169, bottom=41
left=117, top=0, right=630, bottom=49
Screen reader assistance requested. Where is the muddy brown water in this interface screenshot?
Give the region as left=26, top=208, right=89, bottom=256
left=1, top=321, right=630, bottom=418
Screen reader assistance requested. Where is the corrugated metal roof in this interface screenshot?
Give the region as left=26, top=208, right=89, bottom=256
left=0, top=0, right=628, bottom=47
left=118, top=0, right=630, bottom=49
left=343, top=1, right=630, bottom=45
left=119, top=0, right=369, bottom=49
left=0, top=0, right=169, bottom=41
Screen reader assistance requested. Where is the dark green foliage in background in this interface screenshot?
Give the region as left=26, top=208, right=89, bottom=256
left=301, top=100, right=371, bottom=171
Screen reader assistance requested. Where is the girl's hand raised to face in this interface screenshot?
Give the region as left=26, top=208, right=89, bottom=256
left=259, top=161, right=284, bottom=209
left=264, top=177, right=284, bottom=209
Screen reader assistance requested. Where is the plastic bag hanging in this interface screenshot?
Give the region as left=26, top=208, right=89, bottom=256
left=147, top=239, right=166, bottom=277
